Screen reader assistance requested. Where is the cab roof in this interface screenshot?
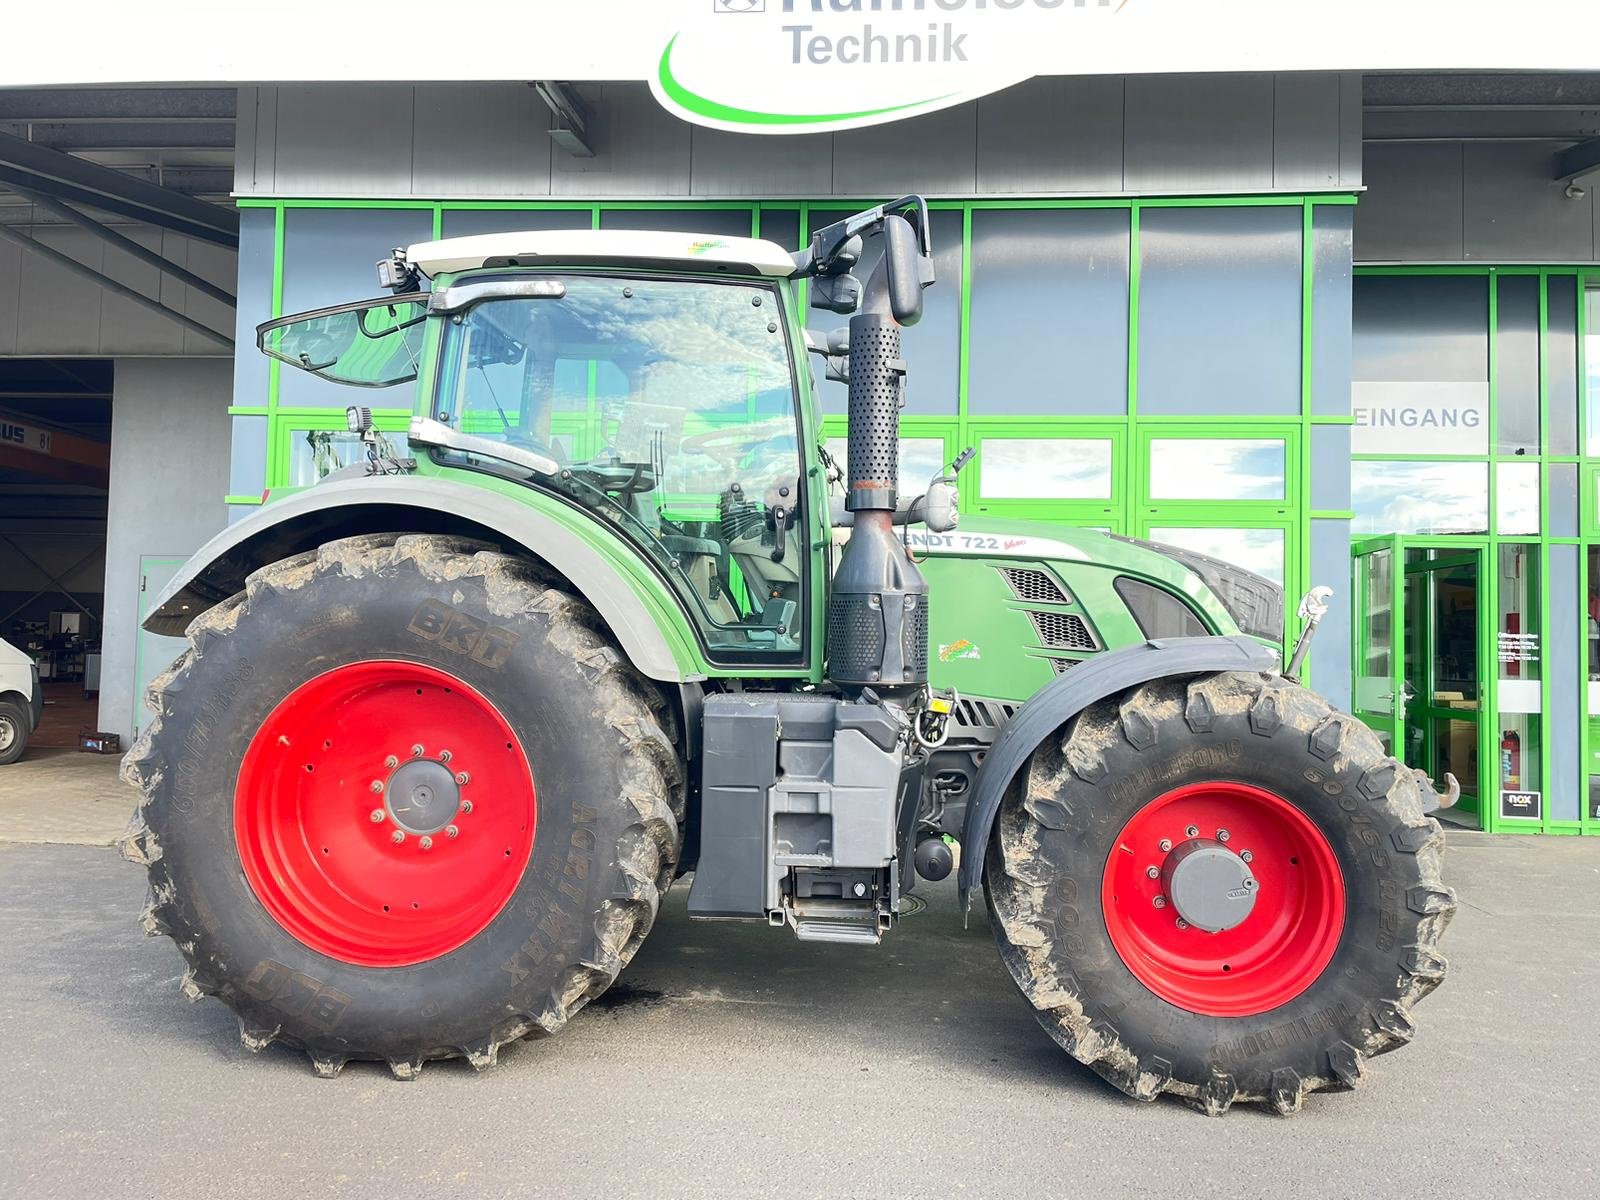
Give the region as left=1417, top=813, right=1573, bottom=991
left=408, top=230, right=798, bottom=279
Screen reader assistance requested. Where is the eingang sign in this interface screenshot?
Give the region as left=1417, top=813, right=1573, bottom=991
left=6, top=0, right=1600, bottom=135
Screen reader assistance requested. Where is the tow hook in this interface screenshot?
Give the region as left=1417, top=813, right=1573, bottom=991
left=1419, top=769, right=1461, bottom=813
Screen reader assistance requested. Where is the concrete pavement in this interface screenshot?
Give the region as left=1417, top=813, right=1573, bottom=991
left=1, top=825, right=1597, bottom=1199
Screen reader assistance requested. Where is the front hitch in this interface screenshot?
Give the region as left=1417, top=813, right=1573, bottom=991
left=1418, top=769, right=1461, bottom=813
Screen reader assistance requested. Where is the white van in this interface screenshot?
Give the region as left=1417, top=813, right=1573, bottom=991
left=0, top=638, right=42, bottom=765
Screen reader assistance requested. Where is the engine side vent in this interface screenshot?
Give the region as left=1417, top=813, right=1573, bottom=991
left=1000, top=566, right=1070, bottom=604
left=1028, top=610, right=1097, bottom=651
left=950, top=696, right=1018, bottom=733
left=1047, top=657, right=1079, bottom=675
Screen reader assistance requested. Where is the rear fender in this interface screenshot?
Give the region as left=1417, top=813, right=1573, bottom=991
left=957, top=634, right=1279, bottom=903
left=145, top=476, right=699, bottom=682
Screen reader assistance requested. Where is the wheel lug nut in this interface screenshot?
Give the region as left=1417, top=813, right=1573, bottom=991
left=440, top=749, right=453, bottom=763
left=390, top=830, right=405, bottom=844
left=455, top=771, right=470, bottom=786
left=1185, top=825, right=1199, bottom=838
left=1176, top=918, right=1189, bottom=930
left=1240, top=849, right=1254, bottom=863
left=1216, top=828, right=1230, bottom=843
left=369, top=779, right=385, bottom=794
left=384, top=755, right=399, bottom=769
left=1158, top=838, right=1172, bottom=852
left=411, top=744, right=424, bottom=757
left=370, top=809, right=386, bottom=823
left=1152, top=895, right=1167, bottom=909
left=419, top=836, right=434, bottom=851
left=459, top=800, right=474, bottom=815
left=1145, top=866, right=1159, bottom=879
left=445, top=824, right=459, bottom=839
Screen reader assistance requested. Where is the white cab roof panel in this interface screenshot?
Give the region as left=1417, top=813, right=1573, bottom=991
left=409, top=230, right=797, bottom=279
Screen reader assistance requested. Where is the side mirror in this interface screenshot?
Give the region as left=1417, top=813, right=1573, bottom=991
left=882, top=213, right=924, bottom=327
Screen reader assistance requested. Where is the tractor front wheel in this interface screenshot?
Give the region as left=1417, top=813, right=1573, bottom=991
left=984, top=670, right=1454, bottom=1115
left=121, top=534, right=683, bottom=1078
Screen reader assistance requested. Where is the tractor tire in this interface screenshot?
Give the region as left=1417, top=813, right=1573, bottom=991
left=984, top=670, right=1454, bottom=1115
left=120, top=533, right=684, bottom=1079
left=0, top=697, right=30, bottom=765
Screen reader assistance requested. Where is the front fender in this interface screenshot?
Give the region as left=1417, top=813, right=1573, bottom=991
left=145, top=475, right=700, bottom=682
left=957, top=634, right=1279, bottom=903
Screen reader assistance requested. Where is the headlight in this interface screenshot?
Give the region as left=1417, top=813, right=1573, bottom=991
left=1112, top=536, right=1284, bottom=643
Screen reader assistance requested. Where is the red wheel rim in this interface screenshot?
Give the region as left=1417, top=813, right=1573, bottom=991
left=1101, top=782, right=1345, bottom=1017
left=234, top=661, right=536, bottom=968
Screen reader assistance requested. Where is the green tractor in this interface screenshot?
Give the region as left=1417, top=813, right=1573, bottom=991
left=123, top=197, right=1455, bottom=1113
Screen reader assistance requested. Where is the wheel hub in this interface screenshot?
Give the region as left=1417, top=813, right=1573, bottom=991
left=384, top=758, right=462, bottom=834
left=1160, top=838, right=1258, bottom=933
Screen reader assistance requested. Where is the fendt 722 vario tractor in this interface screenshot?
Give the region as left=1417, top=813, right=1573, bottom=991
left=122, top=198, right=1456, bottom=1114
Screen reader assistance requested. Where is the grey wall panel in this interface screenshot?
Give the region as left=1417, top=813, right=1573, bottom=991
left=1311, top=205, right=1353, bottom=416
left=1463, top=142, right=1596, bottom=263
left=412, top=85, right=553, bottom=197
left=176, top=233, right=239, bottom=357
left=16, top=228, right=102, bottom=353
left=273, top=85, right=417, bottom=196
left=1495, top=274, right=1541, bottom=456
left=1549, top=544, right=1581, bottom=822
left=98, top=227, right=185, bottom=356
left=98, top=358, right=232, bottom=740
left=228, top=414, right=268, bottom=496
left=966, top=207, right=1129, bottom=416
left=1124, top=75, right=1275, bottom=194
left=1337, top=72, right=1362, bottom=188
left=1310, top=518, right=1353, bottom=711
left=441, top=207, right=593, bottom=238
left=974, top=76, right=1123, bottom=194
left=0, top=236, right=22, bottom=355
left=1310, top=424, right=1351, bottom=511
left=1546, top=274, right=1580, bottom=456
left=832, top=103, right=977, bottom=197
left=551, top=83, right=692, bottom=198
left=1138, top=205, right=1302, bottom=415
left=232, top=208, right=276, bottom=409
left=1550, top=462, right=1579, bottom=538
left=234, top=86, right=261, bottom=195
left=689, top=127, right=834, bottom=198
left=1273, top=74, right=1340, bottom=191
left=1356, top=143, right=1465, bottom=262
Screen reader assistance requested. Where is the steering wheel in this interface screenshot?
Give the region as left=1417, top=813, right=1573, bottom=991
left=572, top=457, right=658, bottom=498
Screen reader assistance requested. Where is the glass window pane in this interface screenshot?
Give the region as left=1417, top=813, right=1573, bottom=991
left=979, top=439, right=1113, bottom=500
left=598, top=208, right=754, bottom=237
left=1547, top=275, right=1580, bottom=456
left=1550, top=462, right=1578, bottom=538
left=1137, top=206, right=1302, bottom=416
left=1351, top=460, right=1488, bottom=535
left=1494, top=275, right=1540, bottom=456
left=1495, top=462, right=1540, bottom=536
left=1147, top=526, right=1286, bottom=586
left=1586, top=286, right=1600, bottom=455
left=758, top=209, right=802, bottom=252
left=1352, top=275, right=1488, bottom=456
left=967, top=208, right=1129, bottom=416
left=826, top=437, right=946, bottom=496
left=440, top=208, right=591, bottom=238
left=807, top=208, right=961, bottom=417
left=1148, top=438, right=1285, bottom=501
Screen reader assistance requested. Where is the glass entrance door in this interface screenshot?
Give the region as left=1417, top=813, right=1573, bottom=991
left=1402, top=541, right=1487, bottom=827
left=1353, top=536, right=1488, bottom=827
left=1352, top=537, right=1403, bottom=754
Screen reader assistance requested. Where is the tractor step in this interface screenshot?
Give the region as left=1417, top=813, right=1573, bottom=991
left=792, top=918, right=883, bottom=946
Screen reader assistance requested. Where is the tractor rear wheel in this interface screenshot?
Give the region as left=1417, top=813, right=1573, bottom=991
left=121, top=533, right=683, bottom=1078
left=984, top=670, right=1454, bottom=1115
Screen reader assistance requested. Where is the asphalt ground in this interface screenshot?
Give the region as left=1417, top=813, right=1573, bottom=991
left=1, top=824, right=1597, bottom=1199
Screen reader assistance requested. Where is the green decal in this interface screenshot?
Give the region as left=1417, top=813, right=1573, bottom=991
left=657, top=34, right=953, bottom=128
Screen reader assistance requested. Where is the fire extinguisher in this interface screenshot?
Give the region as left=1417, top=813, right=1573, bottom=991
left=1501, top=730, right=1521, bottom=790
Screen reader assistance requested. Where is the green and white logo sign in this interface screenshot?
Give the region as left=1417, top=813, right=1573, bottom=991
left=652, top=0, right=1128, bottom=135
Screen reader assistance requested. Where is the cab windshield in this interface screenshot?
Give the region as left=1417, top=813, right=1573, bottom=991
left=434, top=273, right=805, bottom=661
